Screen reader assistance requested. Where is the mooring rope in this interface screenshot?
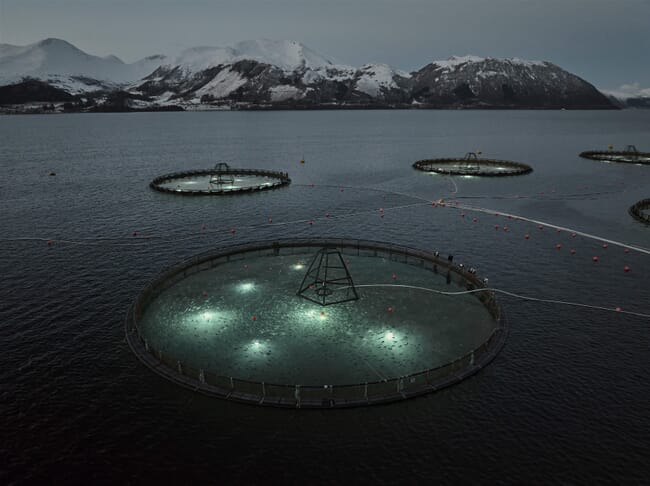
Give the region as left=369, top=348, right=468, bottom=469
left=335, top=283, right=650, bottom=319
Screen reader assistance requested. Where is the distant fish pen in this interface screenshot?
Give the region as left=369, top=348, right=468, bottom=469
left=125, top=239, right=507, bottom=409
left=413, top=152, right=533, bottom=176
left=150, top=163, right=291, bottom=195
left=580, top=145, right=650, bottom=165
left=629, top=199, right=650, bottom=225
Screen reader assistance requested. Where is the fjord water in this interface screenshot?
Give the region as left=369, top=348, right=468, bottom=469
left=1, top=110, right=649, bottom=484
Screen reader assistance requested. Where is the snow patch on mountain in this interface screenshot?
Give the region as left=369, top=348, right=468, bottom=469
left=356, top=63, right=398, bottom=96
left=194, top=68, right=247, bottom=98
left=269, top=85, right=303, bottom=101
left=166, top=39, right=334, bottom=74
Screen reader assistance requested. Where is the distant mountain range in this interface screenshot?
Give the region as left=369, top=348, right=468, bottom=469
left=0, top=38, right=630, bottom=111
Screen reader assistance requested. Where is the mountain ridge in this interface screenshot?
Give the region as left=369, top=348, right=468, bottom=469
left=0, top=38, right=616, bottom=110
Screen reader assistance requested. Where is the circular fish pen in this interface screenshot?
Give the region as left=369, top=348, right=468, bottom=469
left=413, top=152, right=532, bottom=176
left=150, top=163, right=291, bottom=195
left=126, top=239, right=506, bottom=408
left=629, top=199, right=650, bottom=225
left=580, top=145, right=650, bottom=165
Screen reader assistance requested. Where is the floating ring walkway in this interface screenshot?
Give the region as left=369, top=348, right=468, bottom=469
left=150, top=164, right=291, bottom=195
left=413, top=153, right=532, bottom=177
left=126, top=239, right=506, bottom=408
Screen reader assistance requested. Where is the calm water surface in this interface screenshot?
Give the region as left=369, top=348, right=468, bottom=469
left=1, top=110, right=649, bottom=484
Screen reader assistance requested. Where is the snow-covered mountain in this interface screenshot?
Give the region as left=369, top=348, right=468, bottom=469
left=601, top=83, right=650, bottom=108
left=133, top=39, right=411, bottom=105
left=0, top=38, right=166, bottom=93
left=0, top=39, right=616, bottom=110
left=410, top=55, right=612, bottom=108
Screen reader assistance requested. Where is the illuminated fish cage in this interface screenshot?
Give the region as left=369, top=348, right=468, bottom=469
left=629, top=199, right=650, bottom=225
left=150, top=163, right=291, bottom=195
left=413, top=153, right=533, bottom=176
left=580, top=145, right=650, bottom=165
left=126, top=239, right=506, bottom=408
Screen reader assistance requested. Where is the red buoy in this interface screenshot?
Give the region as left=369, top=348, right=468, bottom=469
left=230, top=228, right=236, bottom=234
left=431, top=201, right=436, bottom=206
left=571, top=233, right=576, bottom=238
left=133, top=231, right=137, bottom=237
left=624, top=248, right=630, bottom=254
left=473, top=218, right=478, bottom=223
left=268, top=218, right=272, bottom=223
left=592, top=256, right=598, bottom=262
left=308, top=220, right=313, bottom=225
left=503, top=226, right=508, bottom=232
left=525, top=234, right=530, bottom=240
left=556, top=228, right=561, bottom=233
left=387, top=306, right=393, bottom=313
left=602, top=243, right=608, bottom=249
left=495, top=225, right=499, bottom=230
left=392, top=274, right=397, bottom=280
left=539, top=225, right=543, bottom=230
left=615, top=307, right=622, bottom=312
left=556, top=244, right=562, bottom=250
left=461, top=213, right=465, bottom=218
left=326, top=212, right=330, bottom=218
left=624, top=266, right=630, bottom=272
left=570, top=249, right=576, bottom=255
left=251, top=315, right=257, bottom=321
left=47, top=240, right=52, bottom=246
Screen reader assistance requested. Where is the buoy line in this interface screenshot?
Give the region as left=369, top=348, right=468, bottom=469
left=2, top=181, right=648, bottom=256
left=337, top=284, right=650, bottom=319
left=452, top=203, right=650, bottom=255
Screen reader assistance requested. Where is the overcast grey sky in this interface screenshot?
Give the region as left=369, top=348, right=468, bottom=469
left=1, top=0, right=649, bottom=89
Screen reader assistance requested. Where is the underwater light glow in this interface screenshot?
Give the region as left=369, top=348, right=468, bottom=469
left=237, top=282, right=255, bottom=293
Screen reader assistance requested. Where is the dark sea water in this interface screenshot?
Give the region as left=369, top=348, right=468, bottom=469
left=1, top=110, right=649, bottom=484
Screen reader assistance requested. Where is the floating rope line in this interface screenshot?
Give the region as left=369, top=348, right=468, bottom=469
left=451, top=203, right=650, bottom=255
left=338, top=284, right=650, bottom=319
left=2, top=182, right=648, bottom=256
